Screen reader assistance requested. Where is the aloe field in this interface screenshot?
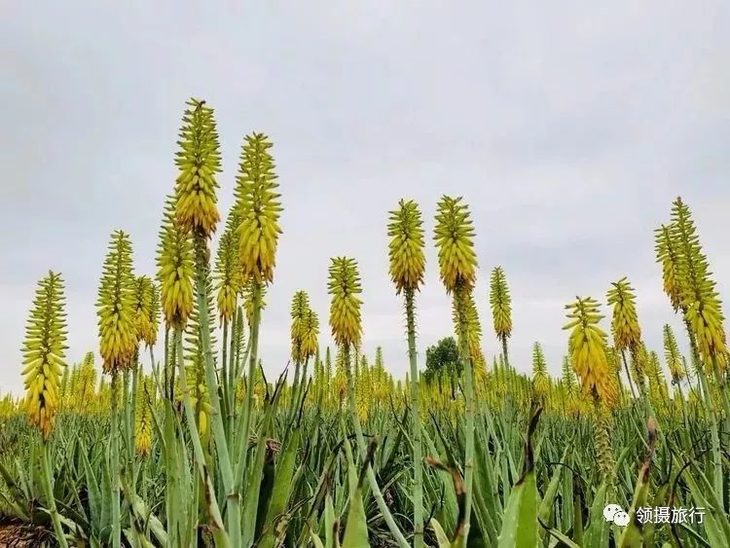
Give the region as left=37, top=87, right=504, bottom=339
left=0, top=98, right=729, bottom=548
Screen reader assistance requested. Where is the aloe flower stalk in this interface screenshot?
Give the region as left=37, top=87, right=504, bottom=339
left=606, top=277, right=642, bottom=401
left=490, top=266, right=512, bottom=369
left=96, top=230, right=137, bottom=548
left=22, top=273, right=72, bottom=548
left=134, top=374, right=154, bottom=457
left=232, top=132, right=282, bottom=522
left=288, top=290, right=311, bottom=424
left=172, top=97, right=244, bottom=543
left=669, top=197, right=728, bottom=506
left=531, top=342, right=550, bottom=405
left=564, top=297, right=618, bottom=488
left=215, top=209, right=241, bottom=434
left=433, top=195, right=478, bottom=542
left=328, top=256, right=409, bottom=548
left=387, top=198, right=427, bottom=548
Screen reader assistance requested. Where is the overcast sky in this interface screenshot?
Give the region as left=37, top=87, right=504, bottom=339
left=2, top=2, right=730, bottom=395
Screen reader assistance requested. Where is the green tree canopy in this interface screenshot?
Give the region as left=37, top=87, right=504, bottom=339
left=424, top=336, right=462, bottom=384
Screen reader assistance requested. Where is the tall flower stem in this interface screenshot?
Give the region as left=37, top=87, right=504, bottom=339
left=191, top=234, right=238, bottom=539
left=454, top=286, right=476, bottom=540
left=221, top=317, right=230, bottom=439
left=620, top=350, right=638, bottom=399
left=405, top=288, right=424, bottom=548
left=110, top=373, right=121, bottom=548
left=235, top=281, right=261, bottom=486
left=696, top=365, right=723, bottom=506
left=175, top=330, right=231, bottom=546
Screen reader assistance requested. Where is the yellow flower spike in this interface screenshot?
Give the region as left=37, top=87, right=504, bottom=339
left=180, top=272, right=217, bottom=437
left=387, top=199, right=426, bottom=294
left=563, top=297, right=618, bottom=408
left=133, top=276, right=157, bottom=348
left=290, top=291, right=310, bottom=364
left=532, top=342, right=550, bottom=404
left=663, top=324, right=685, bottom=384
left=451, top=289, right=485, bottom=372
left=606, top=277, right=642, bottom=353
left=670, top=197, right=727, bottom=371
left=655, top=225, right=683, bottom=312
left=134, top=375, right=154, bottom=457
left=299, top=307, right=320, bottom=361
left=489, top=266, right=512, bottom=341
left=174, top=98, right=221, bottom=238
left=21, top=271, right=68, bottom=440
left=97, top=230, right=138, bottom=374
left=74, top=352, right=98, bottom=414
left=235, top=133, right=282, bottom=285
left=328, top=257, right=363, bottom=349
left=433, top=196, right=478, bottom=293
left=156, top=195, right=195, bottom=330
left=214, top=209, right=240, bottom=324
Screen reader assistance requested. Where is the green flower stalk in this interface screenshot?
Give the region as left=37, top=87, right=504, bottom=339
left=294, top=306, right=319, bottom=414
left=174, top=98, right=221, bottom=239
left=215, top=210, right=242, bottom=430
left=329, top=256, right=409, bottom=548
left=96, top=231, right=137, bottom=548
left=564, top=297, right=617, bottom=486
left=20, top=272, right=70, bottom=547
left=183, top=275, right=217, bottom=439
left=668, top=197, right=727, bottom=507
left=232, top=133, right=282, bottom=541
left=433, top=195, right=478, bottom=543
left=387, top=199, right=426, bottom=548
left=458, top=289, right=488, bottom=388
left=172, top=98, right=238, bottom=544
left=242, top=277, right=266, bottom=326
left=288, top=290, right=313, bottom=425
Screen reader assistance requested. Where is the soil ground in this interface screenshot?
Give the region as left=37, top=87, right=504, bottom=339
left=0, top=521, right=51, bottom=547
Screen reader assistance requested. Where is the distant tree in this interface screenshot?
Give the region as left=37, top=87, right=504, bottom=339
left=424, top=337, right=462, bottom=397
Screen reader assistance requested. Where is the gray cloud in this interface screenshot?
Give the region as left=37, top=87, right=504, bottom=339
left=2, top=1, right=730, bottom=394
